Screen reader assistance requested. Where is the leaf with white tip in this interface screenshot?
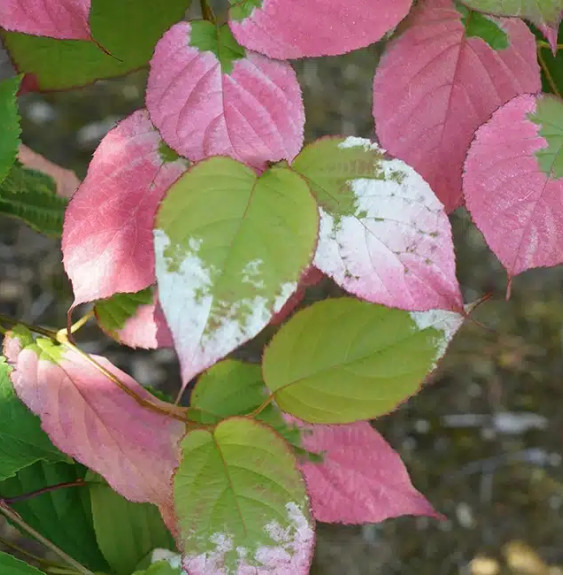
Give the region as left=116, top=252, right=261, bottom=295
left=174, top=418, right=314, bottom=575
left=292, top=137, right=462, bottom=312
left=263, top=298, right=464, bottom=424
left=147, top=21, right=304, bottom=168
left=464, top=93, right=563, bottom=282
left=373, top=0, right=540, bottom=212
left=154, top=157, right=318, bottom=388
left=63, top=110, right=188, bottom=307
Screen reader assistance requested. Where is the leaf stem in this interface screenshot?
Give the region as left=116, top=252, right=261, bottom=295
left=0, top=535, right=71, bottom=572
left=0, top=501, right=95, bottom=575
left=537, top=40, right=563, bottom=51
left=0, top=314, right=59, bottom=340
left=246, top=395, right=275, bottom=419
left=57, top=310, right=94, bottom=341
left=200, top=0, right=216, bottom=23
left=3, top=479, right=86, bottom=505
left=58, top=336, right=188, bottom=422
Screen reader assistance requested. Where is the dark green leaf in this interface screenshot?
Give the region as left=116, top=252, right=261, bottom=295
left=1, top=0, right=192, bottom=90
left=0, top=462, right=108, bottom=571
left=0, top=163, right=67, bottom=236
left=88, top=473, right=175, bottom=575
left=0, top=76, right=21, bottom=184
left=0, top=357, right=67, bottom=481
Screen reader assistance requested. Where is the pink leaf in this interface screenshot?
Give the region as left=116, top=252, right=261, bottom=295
left=228, top=0, right=413, bottom=59
left=18, top=145, right=80, bottom=198
left=3, top=329, right=185, bottom=510
left=296, top=420, right=439, bottom=524
left=62, top=110, right=188, bottom=306
left=0, top=0, right=91, bottom=40
left=464, top=93, right=563, bottom=282
left=538, top=23, right=560, bottom=54
left=373, top=0, right=540, bottom=212
left=146, top=21, right=304, bottom=168
left=96, top=290, right=174, bottom=350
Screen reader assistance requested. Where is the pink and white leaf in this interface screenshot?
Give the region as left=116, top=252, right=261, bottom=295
left=297, top=420, right=440, bottom=524
left=373, top=0, right=541, bottom=212
left=464, top=93, right=563, bottom=281
left=228, top=0, right=413, bottom=59
left=146, top=22, right=304, bottom=168
left=293, top=137, right=463, bottom=312
left=62, top=110, right=188, bottom=306
left=3, top=330, right=185, bottom=510
left=0, top=0, right=91, bottom=40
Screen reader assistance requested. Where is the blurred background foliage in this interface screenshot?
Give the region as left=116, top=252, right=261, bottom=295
left=1, top=3, right=563, bottom=574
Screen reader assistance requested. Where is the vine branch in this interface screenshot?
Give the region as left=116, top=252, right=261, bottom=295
left=0, top=501, right=95, bottom=575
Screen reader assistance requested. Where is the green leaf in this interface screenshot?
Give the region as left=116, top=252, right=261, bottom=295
left=0, top=462, right=108, bottom=571
left=191, top=360, right=301, bottom=445
left=461, top=0, right=563, bottom=31
left=0, top=551, right=45, bottom=575
left=133, top=559, right=183, bottom=575
left=88, top=473, right=175, bottom=575
left=262, top=298, right=464, bottom=423
left=1, top=0, right=191, bottom=90
left=0, top=357, right=67, bottom=481
left=154, top=157, right=318, bottom=384
left=95, top=288, right=154, bottom=334
left=529, top=94, right=563, bottom=179
left=174, top=418, right=314, bottom=573
left=456, top=3, right=509, bottom=49
left=0, top=163, right=67, bottom=236
left=0, top=76, right=21, bottom=185
left=190, top=22, right=246, bottom=74
left=229, top=0, right=262, bottom=21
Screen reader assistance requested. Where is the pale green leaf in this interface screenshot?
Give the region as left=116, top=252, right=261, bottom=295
left=262, top=298, right=464, bottom=423
left=0, top=551, right=46, bottom=575
left=155, top=157, right=318, bottom=385
left=174, top=418, right=314, bottom=574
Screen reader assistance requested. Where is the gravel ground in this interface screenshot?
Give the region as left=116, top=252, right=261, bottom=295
left=2, top=24, right=563, bottom=575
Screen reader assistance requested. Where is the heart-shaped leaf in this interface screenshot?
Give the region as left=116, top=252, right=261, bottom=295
left=154, top=157, right=318, bottom=388
left=292, top=137, right=462, bottom=311
left=174, top=418, right=314, bottom=575
left=147, top=21, right=304, bottom=168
